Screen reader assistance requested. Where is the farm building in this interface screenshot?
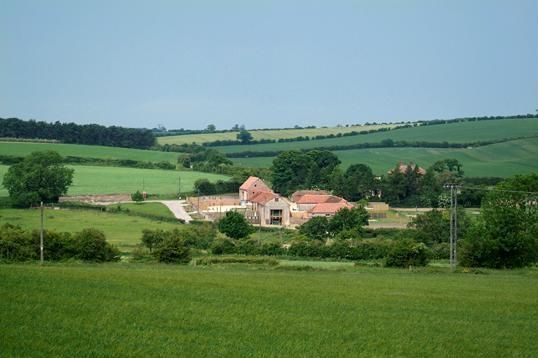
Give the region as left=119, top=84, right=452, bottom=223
left=239, top=176, right=272, bottom=204
left=388, top=162, right=426, bottom=175
left=240, top=176, right=292, bottom=227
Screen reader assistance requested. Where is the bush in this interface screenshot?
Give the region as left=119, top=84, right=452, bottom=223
left=210, top=238, right=236, bottom=255
left=0, top=224, right=35, bottom=261
left=218, top=211, right=253, bottom=239
left=385, top=239, right=430, bottom=268
left=182, top=222, right=216, bottom=249
left=74, top=228, right=120, bottom=262
left=32, top=230, right=77, bottom=261
left=153, top=236, right=191, bottom=264
left=141, top=229, right=166, bottom=253
left=131, top=190, right=144, bottom=202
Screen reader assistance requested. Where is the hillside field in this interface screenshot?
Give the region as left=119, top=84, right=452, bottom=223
left=214, top=118, right=538, bottom=153
left=157, top=123, right=395, bottom=145
left=0, top=165, right=230, bottom=196
left=232, top=137, right=538, bottom=177
left=0, top=207, right=183, bottom=251
left=0, top=141, right=179, bottom=163
left=1, top=264, right=537, bottom=357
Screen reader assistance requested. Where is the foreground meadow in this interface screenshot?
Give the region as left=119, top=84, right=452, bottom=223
left=1, top=264, right=536, bottom=357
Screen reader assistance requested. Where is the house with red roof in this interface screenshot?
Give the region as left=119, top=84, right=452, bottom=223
left=239, top=176, right=272, bottom=204
left=239, top=176, right=291, bottom=226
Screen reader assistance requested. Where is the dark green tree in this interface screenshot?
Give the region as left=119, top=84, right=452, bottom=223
left=299, top=216, right=329, bottom=241
left=271, top=151, right=314, bottom=195
left=341, top=164, right=375, bottom=201
left=237, top=129, right=253, bottom=143
left=2, top=151, right=74, bottom=207
left=460, top=174, right=538, bottom=268
left=218, top=211, right=254, bottom=239
left=328, top=206, right=369, bottom=236
left=306, top=150, right=340, bottom=189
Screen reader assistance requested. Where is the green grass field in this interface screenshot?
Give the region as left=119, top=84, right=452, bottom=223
left=232, top=137, right=538, bottom=177
left=0, top=165, right=230, bottom=196
left=214, top=118, right=538, bottom=153
left=0, top=207, right=182, bottom=251
left=157, top=123, right=395, bottom=145
left=118, top=202, right=175, bottom=219
left=0, top=141, right=179, bottom=163
left=1, top=263, right=536, bottom=357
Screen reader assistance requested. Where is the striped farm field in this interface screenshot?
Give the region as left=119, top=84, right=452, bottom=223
left=0, top=141, right=179, bottom=163
left=0, top=165, right=229, bottom=196
left=231, top=137, right=538, bottom=177
left=214, top=118, right=538, bottom=153
left=1, top=263, right=537, bottom=357
left=157, top=123, right=395, bottom=145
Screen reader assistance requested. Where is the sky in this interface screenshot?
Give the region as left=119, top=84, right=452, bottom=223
left=1, top=0, right=536, bottom=130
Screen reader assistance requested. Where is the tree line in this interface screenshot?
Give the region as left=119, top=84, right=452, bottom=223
left=0, top=117, right=156, bottom=149
left=270, top=149, right=499, bottom=207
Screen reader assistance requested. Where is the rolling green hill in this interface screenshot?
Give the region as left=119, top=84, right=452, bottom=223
left=157, top=123, right=395, bottom=145
left=0, top=165, right=229, bottom=196
left=214, top=118, right=538, bottom=154
left=0, top=141, right=179, bottom=163
left=231, top=137, right=538, bottom=177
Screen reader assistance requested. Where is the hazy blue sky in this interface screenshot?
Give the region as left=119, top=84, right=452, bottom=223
left=1, top=0, right=536, bottom=130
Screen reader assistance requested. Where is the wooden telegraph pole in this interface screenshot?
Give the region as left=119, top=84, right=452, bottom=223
left=40, top=201, right=44, bottom=264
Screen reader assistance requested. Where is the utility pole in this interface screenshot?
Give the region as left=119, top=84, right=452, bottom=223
left=40, top=201, right=44, bottom=265
left=445, top=184, right=459, bottom=272
left=178, top=176, right=181, bottom=198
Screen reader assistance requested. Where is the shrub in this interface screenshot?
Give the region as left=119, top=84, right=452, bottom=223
left=299, top=216, right=329, bottom=241
left=32, top=230, right=77, bottom=261
left=131, top=190, right=144, bottom=202
left=153, top=236, right=191, bottom=264
left=218, top=211, right=253, bottom=239
left=210, top=238, right=236, bottom=255
left=74, top=228, right=120, bottom=262
left=141, top=229, right=166, bottom=253
left=385, top=239, right=430, bottom=267
left=182, top=222, right=216, bottom=249
left=0, top=224, right=35, bottom=261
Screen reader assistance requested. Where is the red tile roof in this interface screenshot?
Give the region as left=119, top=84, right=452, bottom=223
left=249, top=192, right=277, bottom=205
left=239, top=176, right=272, bottom=192
left=309, top=202, right=353, bottom=215
left=295, top=194, right=345, bottom=204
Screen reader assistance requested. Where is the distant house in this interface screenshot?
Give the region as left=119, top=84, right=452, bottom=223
left=239, top=176, right=291, bottom=227
left=249, top=192, right=292, bottom=226
left=309, top=201, right=354, bottom=217
left=388, top=162, right=426, bottom=176
left=239, top=176, right=272, bottom=204
left=294, top=194, right=348, bottom=212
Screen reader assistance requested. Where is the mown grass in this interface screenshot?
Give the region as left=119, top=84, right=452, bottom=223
left=0, top=165, right=230, bottom=196
left=216, top=118, right=538, bottom=153
left=157, top=123, right=395, bottom=145
left=117, top=202, right=175, bottom=219
left=0, top=141, right=179, bottom=162
left=0, top=207, right=183, bottom=251
left=232, top=137, right=538, bottom=177
left=0, top=263, right=536, bottom=357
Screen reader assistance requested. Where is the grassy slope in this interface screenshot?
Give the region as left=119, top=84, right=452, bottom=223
left=232, top=137, right=538, bottom=177
left=0, top=165, right=230, bottom=196
left=157, top=123, right=394, bottom=145
left=214, top=118, right=538, bottom=153
left=0, top=141, right=179, bottom=162
left=1, top=264, right=537, bottom=357
left=0, top=208, right=183, bottom=250
left=119, top=202, right=175, bottom=219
